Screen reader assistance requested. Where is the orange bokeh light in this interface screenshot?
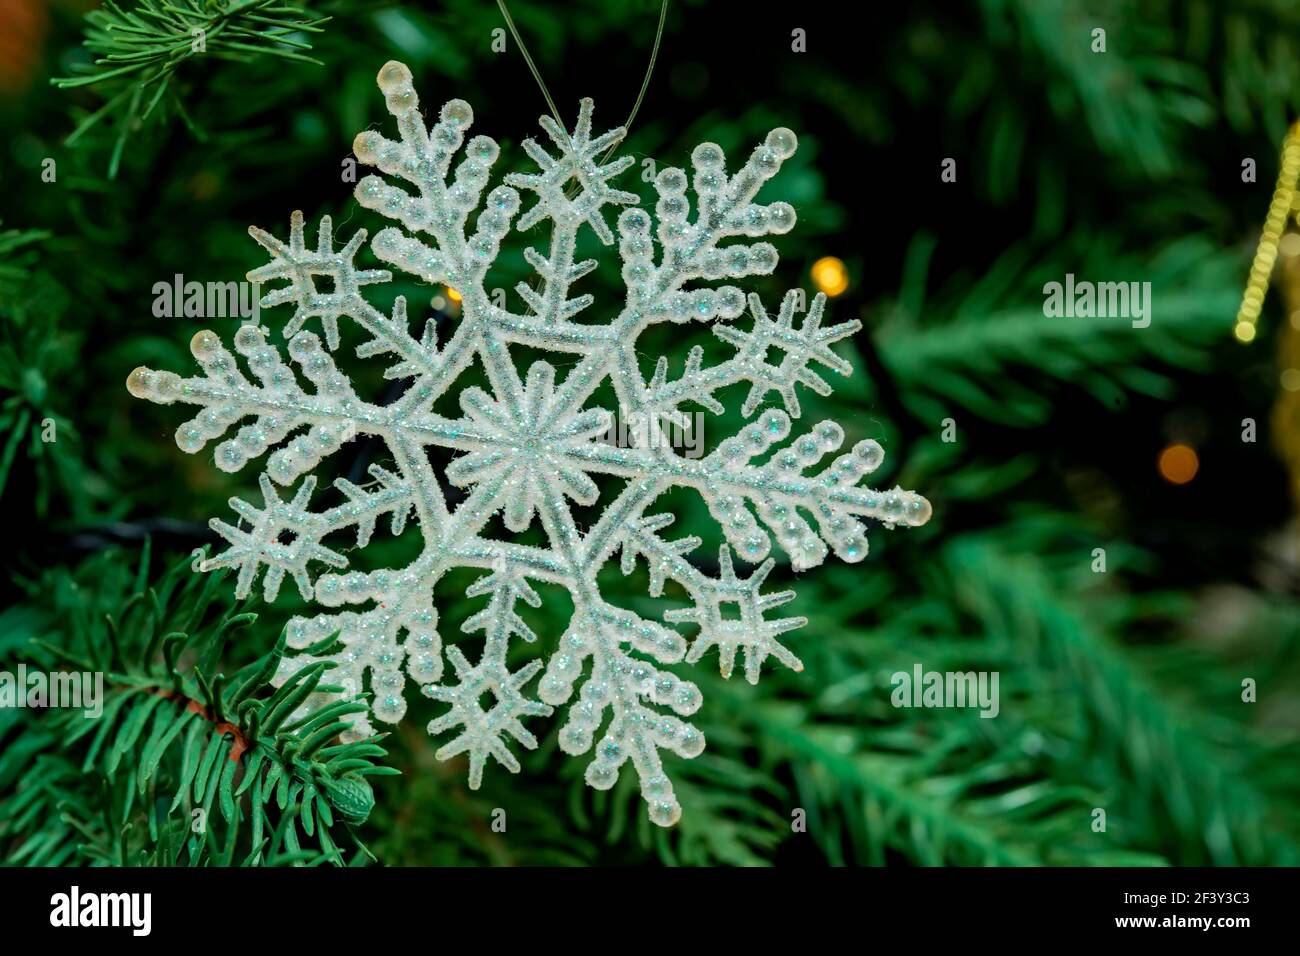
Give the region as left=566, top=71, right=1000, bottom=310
left=1158, top=444, right=1199, bottom=485
left=811, top=256, right=849, bottom=297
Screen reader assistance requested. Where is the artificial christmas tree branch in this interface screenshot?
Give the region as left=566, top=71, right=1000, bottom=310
left=0, top=543, right=396, bottom=866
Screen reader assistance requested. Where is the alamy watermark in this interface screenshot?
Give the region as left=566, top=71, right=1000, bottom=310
left=597, top=407, right=705, bottom=458
left=50, top=886, right=151, bottom=936
left=1042, top=274, right=1151, bottom=328
left=0, top=664, right=103, bottom=718
left=890, top=663, right=1000, bottom=718
left=153, top=274, right=261, bottom=321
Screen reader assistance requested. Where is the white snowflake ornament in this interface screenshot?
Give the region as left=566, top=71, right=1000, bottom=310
left=127, top=61, right=932, bottom=826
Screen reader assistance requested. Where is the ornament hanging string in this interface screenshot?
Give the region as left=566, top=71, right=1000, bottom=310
left=495, top=0, right=669, bottom=172
left=493, top=0, right=668, bottom=307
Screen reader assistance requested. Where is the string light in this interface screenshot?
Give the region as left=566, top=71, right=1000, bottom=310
left=811, top=256, right=848, bottom=297
left=1271, top=194, right=1300, bottom=510
left=1158, top=443, right=1199, bottom=485
left=1236, top=120, right=1300, bottom=344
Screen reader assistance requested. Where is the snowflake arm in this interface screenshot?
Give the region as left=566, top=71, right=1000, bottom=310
left=424, top=570, right=552, bottom=788
left=612, top=517, right=806, bottom=684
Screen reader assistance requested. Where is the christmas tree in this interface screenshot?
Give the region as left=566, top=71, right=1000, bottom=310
left=1, top=0, right=1298, bottom=867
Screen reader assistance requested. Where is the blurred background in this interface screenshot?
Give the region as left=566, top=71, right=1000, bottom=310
left=2, top=0, right=1300, bottom=865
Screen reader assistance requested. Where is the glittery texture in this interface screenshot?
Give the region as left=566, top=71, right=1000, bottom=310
left=127, top=61, right=932, bottom=826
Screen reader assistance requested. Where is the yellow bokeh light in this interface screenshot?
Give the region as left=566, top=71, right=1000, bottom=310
left=1158, top=443, right=1199, bottom=485
left=811, top=256, right=849, bottom=297
left=445, top=286, right=463, bottom=304
left=1234, top=320, right=1256, bottom=343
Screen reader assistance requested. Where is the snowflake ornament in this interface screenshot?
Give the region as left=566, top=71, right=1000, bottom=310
left=127, top=61, right=932, bottom=826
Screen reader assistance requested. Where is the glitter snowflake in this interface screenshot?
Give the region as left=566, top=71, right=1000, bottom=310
left=127, top=61, right=932, bottom=826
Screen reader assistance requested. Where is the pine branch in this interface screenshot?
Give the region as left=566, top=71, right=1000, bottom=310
left=0, top=227, right=100, bottom=521
left=52, top=0, right=330, bottom=177
left=946, top=534, right=1300, bottom=865
left=0, top=223, right=51, bottom=304
left=0, top=543, right=395, bottom=866
left=878, top=235, right=1239, bottom=426
left=982, top=0, right=1213, bottom=177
